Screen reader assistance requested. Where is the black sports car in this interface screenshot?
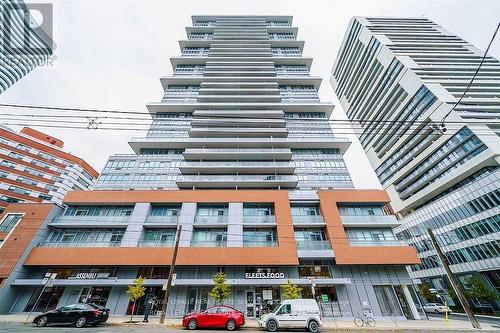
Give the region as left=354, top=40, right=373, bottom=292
left=33, top=303, right=109, bottom=328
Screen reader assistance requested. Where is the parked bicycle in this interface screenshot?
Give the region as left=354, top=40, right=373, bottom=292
left=353, top=312, right=376, bottom=327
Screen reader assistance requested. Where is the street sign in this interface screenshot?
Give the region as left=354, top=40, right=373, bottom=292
left=171, top=273, right=177, bottom=286
left=307, top=276, right=316, bottom=286
left=162, top=283, right=167, bottom=291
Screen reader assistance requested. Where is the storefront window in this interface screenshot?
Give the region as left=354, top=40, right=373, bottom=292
left=136, top=266, right=169, bottom=279
left=374, top=285, right=403, bottom=316
left=24, top=287, right=65, bottom=312
left=298, top=265, right=331, bottom=278
left=127, top=286, right=166, bottom=316
left=79, top=286, right=111, bottom=307
left=301, top=286, right=338, bottom=302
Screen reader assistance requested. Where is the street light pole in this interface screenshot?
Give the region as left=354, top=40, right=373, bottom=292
left=159, top=224, right=182, bottom=324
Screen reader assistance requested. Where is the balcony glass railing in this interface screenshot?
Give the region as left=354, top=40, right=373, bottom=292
left=243, top=215, right=276, bottom=224
left=296, top=240, right=331, bottom=250
left=243, top=240, right=278, bottom=247
left=39, top=241, right=122, bottom=248
left=145, top=215, right=178, bottom=224
left=191, top=240, right=227, bottom=247
left=348, top=238, right=408, bottom=247
left=194, top=215, right=228, bottom=224
left=137, top=240, right=174, bottom=247
left=291, top=215, right=324, bottom=224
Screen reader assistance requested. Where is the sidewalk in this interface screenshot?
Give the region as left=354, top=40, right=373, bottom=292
left=1, top=314, right=499, bottom=332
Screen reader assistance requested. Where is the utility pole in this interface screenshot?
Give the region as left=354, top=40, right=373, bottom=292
left=159, top=224, right=182, bottom=324
left=427, top=229, right=481, bottom=329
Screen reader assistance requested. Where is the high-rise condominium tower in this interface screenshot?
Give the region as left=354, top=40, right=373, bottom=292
left=0, top=1, right=53, bottom=94
left=331, top=17, right=500, bottom=300
left=0, top=16, right=420, bottom=320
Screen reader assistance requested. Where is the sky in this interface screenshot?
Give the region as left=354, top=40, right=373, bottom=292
left=1, top=0, right=499, bottom=189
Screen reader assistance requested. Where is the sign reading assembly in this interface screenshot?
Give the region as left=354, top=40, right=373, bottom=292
left=245, top=272, right=285, bottom=279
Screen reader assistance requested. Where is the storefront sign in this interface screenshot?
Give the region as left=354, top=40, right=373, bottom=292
left=74, top=272, right=110, bottom=280
left=245, top=272, right=285, bottom=279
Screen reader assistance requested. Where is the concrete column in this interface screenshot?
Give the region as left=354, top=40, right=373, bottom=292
left=227, top=203, right=243, bottom=247
left=179, top=203, right=196, bottom=247
left=403, top=285, right=421, bottom=320
left=121, top=203, right=150, bottom=247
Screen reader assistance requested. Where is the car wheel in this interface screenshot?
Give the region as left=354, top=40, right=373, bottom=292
left=308, top=320, right=319, bottom=333
left=188, top=319, right=197, bottom=330
left=226, top=319, right=236, bottom=331
left=36, top=316, right=48, bottom=327
left=267, top=320, right=278, bottom=332
left=75, top=316, right=87, bottom=328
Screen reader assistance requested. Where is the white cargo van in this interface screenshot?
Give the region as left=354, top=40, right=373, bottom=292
left=258, top=299, right=322, bottom=332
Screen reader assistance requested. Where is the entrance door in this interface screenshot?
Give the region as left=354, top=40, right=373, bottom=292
left=186, top=288, right=209, bottom=314
left=246, top=290, right=255, bottom=317
left=393, top=285, right=414, bottom=319
left=79, top=286, right=111, bottom=308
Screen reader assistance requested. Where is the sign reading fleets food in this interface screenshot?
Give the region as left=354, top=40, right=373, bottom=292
left=245, top=272, right=285, bottom=279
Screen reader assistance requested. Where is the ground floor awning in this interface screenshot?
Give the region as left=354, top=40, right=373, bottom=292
left=11, top=277, right=352, bottom=287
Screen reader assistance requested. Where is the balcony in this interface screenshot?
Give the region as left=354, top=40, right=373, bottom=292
left=144, top=215, right=178, bottom=225
left=191, top=240, right=227, bottom=247
left=194, top=215, right=228, bottom=224
left=296, top=240, right=331, bottom=251
left=39, top=241, right=122, bottom=248
left=291, top=215, right=325, bottom=225
left=183, top=148, right=292, bottom=160
left=179, top=161, right=295, bottom=175
left=243, top=240, right=277, bottom=247
left=243, top=215, right=276, bottom=224
left=340, top=215, right=399, bottom=227
left=176, top=174, right=299, bottom=189
left=137, top=240, right=174, bottom=247
left=188, top=127, right=288, bottom=138
left=348, top=238, right=408, bottom=247
left=50, top=215, right=130, bottom=227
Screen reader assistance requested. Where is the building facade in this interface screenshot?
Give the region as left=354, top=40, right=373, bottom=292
left=0, top=126, right=98, bottom=211
left=0, top=16, right=420, bottom=320
left=331, top=17, right=500, bottom=300
left=0, top=0, right=54, bottom=94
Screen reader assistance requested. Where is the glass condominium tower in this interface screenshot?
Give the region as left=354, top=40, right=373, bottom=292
left=331, top=17, right=500, bottom=300
left=96, top=15, right=354, bottom=194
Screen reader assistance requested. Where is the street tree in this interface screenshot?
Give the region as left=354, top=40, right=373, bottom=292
left=465, top=275, right=499, bottom=304
left=281, top=280, right=301, bottom=299
left=126, top=276, right=146, bottom=322
left=209, top=272, right=231, bottom=305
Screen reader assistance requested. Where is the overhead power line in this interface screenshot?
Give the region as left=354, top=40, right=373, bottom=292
left=1, top=103, right=500, bottom=125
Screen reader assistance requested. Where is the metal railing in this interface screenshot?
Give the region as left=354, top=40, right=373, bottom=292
left=348, top=239, right=408, bottom=247
left=190, top=240, right=227, bottom=247
left=243, top=240, right=278, bottom=247
left=137, top=241, right=174, bottom=247
left=39, top=241, right=122, bottom=248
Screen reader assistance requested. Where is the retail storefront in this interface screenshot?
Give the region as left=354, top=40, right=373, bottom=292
left=8, top=263, right=420, bottom=320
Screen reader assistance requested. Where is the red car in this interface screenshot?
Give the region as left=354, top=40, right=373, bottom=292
left=183, top=306, right=245, bottom=330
